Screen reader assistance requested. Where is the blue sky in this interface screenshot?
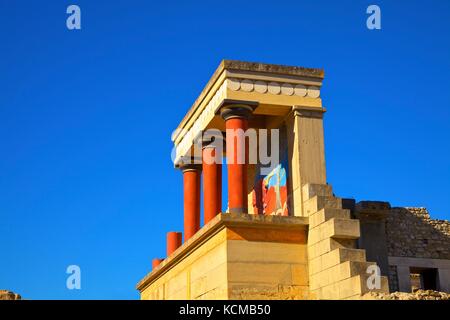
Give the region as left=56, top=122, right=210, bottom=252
left=0, top=1, right=449, bottom=299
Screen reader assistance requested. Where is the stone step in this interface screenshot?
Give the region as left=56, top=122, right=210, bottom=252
left=308, top=238, right=357, bottom=260
left=309, top=248, right=367, bottom=275
left=302, top=183, right=333, bottom=201
left=334, top=261, right=377, bottom=283
left=309, top=208, right=351, bottom=229
left=312, top=274, right=389, bottom=300
left=310, top=261, right=376, bottom=290
left=308, top=218, right=360, bottom=245
left=339, top=274, right=389, bottom=299
left=303, top=195, right=342, bottom=216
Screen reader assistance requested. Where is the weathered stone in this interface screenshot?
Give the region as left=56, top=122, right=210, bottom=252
left=0, top=290, right=21, bottom=300
left=363, top=289, right=450, bottom=300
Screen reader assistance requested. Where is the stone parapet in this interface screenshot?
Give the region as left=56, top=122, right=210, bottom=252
left=137, top=213, right=309, bottom=300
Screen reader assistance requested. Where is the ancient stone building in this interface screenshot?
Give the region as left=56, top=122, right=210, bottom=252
left=136, top=60, right=450, bottom=300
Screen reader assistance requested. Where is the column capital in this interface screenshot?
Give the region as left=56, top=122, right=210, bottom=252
left=218, top=99, right=258, bottom=121
left=179, top=163, right=202, bottom=173
left=292, top=105, right=326, bottom=119
left=176, top=157, right=202, bottom=172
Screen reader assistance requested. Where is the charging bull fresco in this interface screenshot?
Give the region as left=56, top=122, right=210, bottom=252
left=252, top=128, right=289, bottom=216
left=252, top=163, right=288, bottom=216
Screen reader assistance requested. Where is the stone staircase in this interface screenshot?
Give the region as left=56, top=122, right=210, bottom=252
left=303, top=183, right=389, bottom=299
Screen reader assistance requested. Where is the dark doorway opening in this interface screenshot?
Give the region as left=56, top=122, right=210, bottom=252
left=409, top=267, right=439, bottom=291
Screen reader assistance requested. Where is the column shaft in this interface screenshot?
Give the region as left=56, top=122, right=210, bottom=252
left=202, top=146, right=222, bottom=223
left=226, top=117, right=248, bottom=213
left=152, top=258, right=163, bottom=270
left=220, top=103, right=255, bottom=214
left=183, top=166, right=201, bottom=240
left=166, top=231, right=182, bottom=256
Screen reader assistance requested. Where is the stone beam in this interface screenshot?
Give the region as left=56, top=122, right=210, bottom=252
left=172, top=60, right=324, bottom=165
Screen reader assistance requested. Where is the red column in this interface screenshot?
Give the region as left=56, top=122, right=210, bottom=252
left=220, top=104, right=254, bottom=214
left=166, top=231, right=182, bottom=256
left=152, top=258, right=163, bottom=270
left=181, top=164, right=201, bottom=241
left=202, top=143, right=222, bottom=224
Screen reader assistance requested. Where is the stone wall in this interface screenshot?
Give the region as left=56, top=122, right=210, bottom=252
left=138, top=213, right=310, bottom=300
left=0, top=290, right=21, bottom=300
left=386, top=207, right=450, bottom=260
left=350, top=202, right=450, bottom=293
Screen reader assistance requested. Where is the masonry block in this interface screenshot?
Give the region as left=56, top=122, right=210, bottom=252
left=327, top=218, right=360, bottom=240
left=308, top=255, right=322, bottom=276
left=303, top=196, right=342, bottom=216
left=308, top=218, right=360, bottom=246
left=330, top=261, right=376, bottom=284
left=309, top=208, right=351, bottom=229
left=309, top=269, right=330, bottom=290
left=320, top=248, right=367, bottom=271
left=308, top=238, right=357, bottom=260
left=312, top=282, right=342, bottom=300
left=338, top=274, right=389, bottom=299
left=302, top=184, right=333, bottom=201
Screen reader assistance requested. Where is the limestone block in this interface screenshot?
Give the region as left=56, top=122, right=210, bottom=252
left=307, top=227, right=322, bottom=246
left=302, top=183, right=333, bottom=201
left=329, top=261, right=376, bottom=284
left=195, top=284, right=228, bottom=300
left=312, top=273, right=389, bottom=299
left=303, top=196, right=342, bottom=216
left=338, top=274, right=389, bottom=299
left=320, top=248, right=367, bottom=271
left=165, top=271, right=188, bottom=298
left=291, top=264, right=309, bottom=286
left=310, top=270, right=331, bottom=290
left=227, top=241, right=307, bottom=264
left=290, top=187, right=303, bottom=216
left=229, top=283, right=309, bottom=300
left=308, top=238, right=357, bottom=260
left=190, top=242, right=227, bottom=282
left=308, top=218, right=359, bottom=246
left=166, top=286, right=188, bottom=300
left=326, top=218, right=360, bottom=240
left=309, top=289, right=319, bottom=300
left=227, top=226, right=307, bottom=244
left=147, top=285, right=164, bottom=300
left=190, top=263, right=228, bottom=299
left=317, top=282, right=340, bottom=300
left=309, top=208, right=351, bottom=229
left=308, top=255, right=323, bottom=275
left=310, top=261, right=375, bottom=291
left=228, top=262, right=294, bottom=285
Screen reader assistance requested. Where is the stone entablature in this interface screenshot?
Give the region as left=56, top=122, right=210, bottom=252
left=172, top=60, right=325, bottom=165
left=226, top=78, right=321, bottom=98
